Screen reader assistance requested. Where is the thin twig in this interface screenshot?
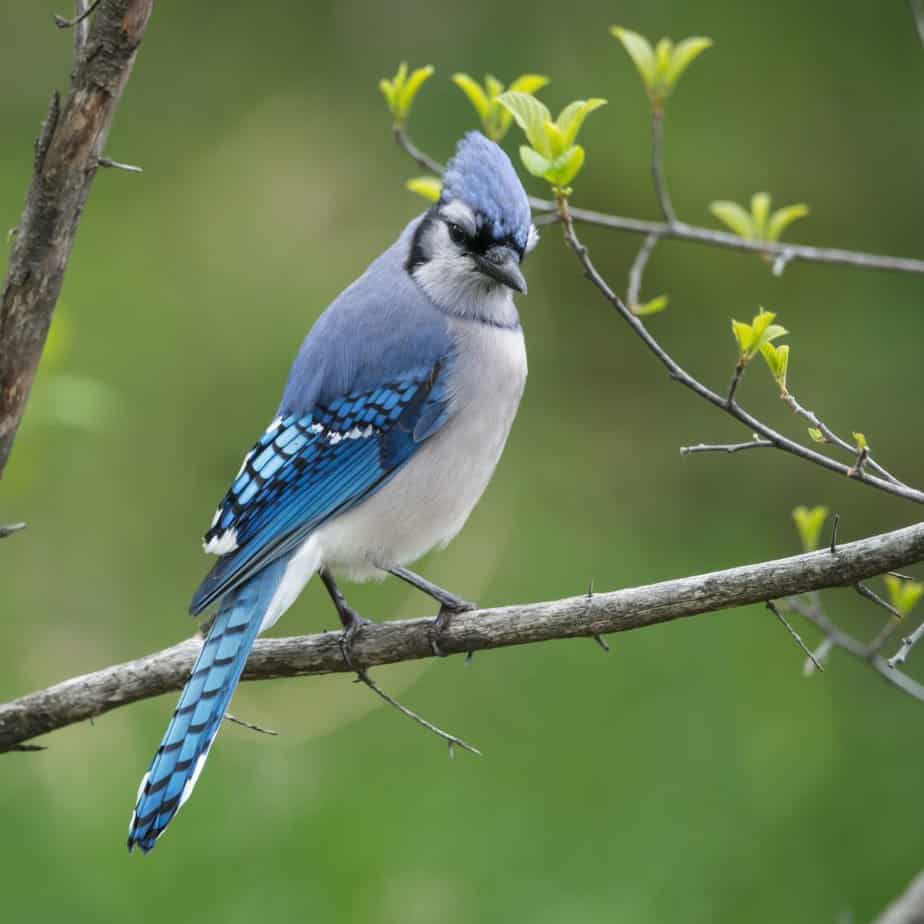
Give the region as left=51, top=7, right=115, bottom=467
left=0, top=522, right=26, bottom=538
left=855, top=582, right=903, bottom=621
left=888, top=620, right=924, bottom=669
left=802, top=637, right=833, bottom=676
left=627, top=231, right=662, bottom=308
left=225, top=712, right=278, bottom=736
left=680, top=438, right=773, bottom=456
left=53, top=0, right=99, bottom=30
left=354, top=670, right=480, bottom=757
left=830, top=514, right=840, bottom=554
left=390, top=127, right=924, bottom=277
left=782, top=393, right=907, bottom=487
left=554, top=205, right=924, bottom=506
left=767, top=600, right=825, bottom=672
left=98, top=156, right=143, bottom=173
left=726, top=362, right=745, bottom=406
left=650, top=109, right=676, bottom=225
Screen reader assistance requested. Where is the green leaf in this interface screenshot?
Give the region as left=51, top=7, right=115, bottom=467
left=760, top=342, right=790, bottom=393
left=508, top=74, right=550, bottom=96
left=632, top=294, right=669, bottom=316
left=405, top=176, right=442, bottom=202
left=543, top=120, right=567, bottom=158
left=808, top=427, right=825, bottom=443
left=396, top=65, right=434, bottom=120
left=548, top=145, right=586, bottom=187
left=519, top=145, right=552, bottom=179
left=792, top=505, right=830, bottom=553
left=654, top=37, right=674, bottom=78
left=710, top=201, right=755, bottom=238
left=750, top=192, right=771, bottom=238
left=497, top=91, right=553, bottom=155
left=767, top=203, right=810, bottom=242
left=452, top=73, right=490, bottom=120
left=556, top=98, right=608, bottom=149
left=482, top=74, right=503, bottom=100
left=731, top=319, right=755, bottom=357
left=853, top=432, right=868, bottom=451
left=884, top=574, right=924, bottom=617
left=610, top=26, right=657, bottom=89
left=663, top=36, right=713, bottom=89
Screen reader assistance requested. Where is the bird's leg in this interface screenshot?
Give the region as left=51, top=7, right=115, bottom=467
left=320, top=568, right=371, bottom=671
left=388, top=565, right=475, bottom=657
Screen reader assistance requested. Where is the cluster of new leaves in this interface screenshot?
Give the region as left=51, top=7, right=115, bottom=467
left=495, top=93, right=607, bottom=195
left=379, top=62, right=434, bottom=126
left=610, top=26, right=712, bottom=111
left=452, top=73, right=549, bottom=141
left=731, top=309, right=789, bottom=385
left=711, top=193, right=810, bottom=244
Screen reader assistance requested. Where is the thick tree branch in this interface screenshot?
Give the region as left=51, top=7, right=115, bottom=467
left=0, top=0, right=154, bottom=478
left=3, top=521, right=924, bottom=752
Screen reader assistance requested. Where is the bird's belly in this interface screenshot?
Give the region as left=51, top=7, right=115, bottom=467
left=315, top=323, right=527, bottom=580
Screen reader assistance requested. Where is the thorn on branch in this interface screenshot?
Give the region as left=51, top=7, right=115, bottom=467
left=354, top=669, right=481, bottom=756
left=0, top=522, right=26, bottom=539
left=98, top=156, right=143, bottom=174
left=767, top=600, right=825, bottom=672
left=855, top=583, right=903, bottom=621
left=10, top=743, right=47, bottom=752
left=888, top=571, right=917, bottom=581
left=225, top=712, right=279, bottom=736
left=53, top=0, right=100, bottom=29
left=830, top=514, right=840, bottom=554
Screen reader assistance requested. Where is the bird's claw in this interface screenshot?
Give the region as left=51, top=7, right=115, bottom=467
left=338, top=608, right=372, bottom=671
left=429, top=599, right=476, bottom=658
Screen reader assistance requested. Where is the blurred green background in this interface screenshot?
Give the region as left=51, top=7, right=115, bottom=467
left=2, top=1, right=923, bottom=921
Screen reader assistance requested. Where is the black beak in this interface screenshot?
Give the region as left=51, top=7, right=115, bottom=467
left=475, top=245, right=528, bottom=294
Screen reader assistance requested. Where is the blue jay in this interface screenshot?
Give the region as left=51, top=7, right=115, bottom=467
left=127, top=131, right=537, bottom=853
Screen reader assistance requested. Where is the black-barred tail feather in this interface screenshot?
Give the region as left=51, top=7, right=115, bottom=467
left=127, top=558, right=287, bottom=853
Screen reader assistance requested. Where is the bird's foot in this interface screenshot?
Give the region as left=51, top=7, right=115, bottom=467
left=337, top=606, right=374, bottom=671
left=429, top=598, right=476, bottom=658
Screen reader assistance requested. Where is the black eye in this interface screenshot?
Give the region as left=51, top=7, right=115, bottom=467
left=447, top=223, right=467, bottom=245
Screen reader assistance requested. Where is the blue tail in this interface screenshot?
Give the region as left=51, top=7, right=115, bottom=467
left=127, top=559, right=287, bottom=853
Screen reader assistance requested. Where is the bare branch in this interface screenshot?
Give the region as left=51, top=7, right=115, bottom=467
left=224, top=713, right=278, bottom=736
left=0, top=522, right=26, bottom=538
left=0, top=0, right=154, bottom=478
left=680, top=438, right=773, bottom=456
left=554, top=202, right=924, bottom=506
left=888, top=620, right=924, bottom=670
left=872, top=869, right=924, bottom=924
left=3, top=521, right=924, bottom=752
left=390, top=127, right=924, bottom=277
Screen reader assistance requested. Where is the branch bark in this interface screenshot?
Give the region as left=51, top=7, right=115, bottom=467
left=0, top=0, right=154, bottom=478
left=3, top=521, right=924, bottom=752
left=873, top=870, right=924, bottom=924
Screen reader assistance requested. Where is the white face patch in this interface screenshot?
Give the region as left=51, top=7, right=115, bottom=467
left=525, top=223, right=540, bottom=254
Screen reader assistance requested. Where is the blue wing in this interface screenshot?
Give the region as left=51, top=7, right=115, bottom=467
left=189, top=359, right=451, bottom=615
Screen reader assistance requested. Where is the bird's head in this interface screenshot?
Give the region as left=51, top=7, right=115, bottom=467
left=408, top=132, right=538, bottom=325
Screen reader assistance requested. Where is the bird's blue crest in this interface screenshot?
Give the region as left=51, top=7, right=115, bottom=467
left=440, top=132, right=531, bottom=252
